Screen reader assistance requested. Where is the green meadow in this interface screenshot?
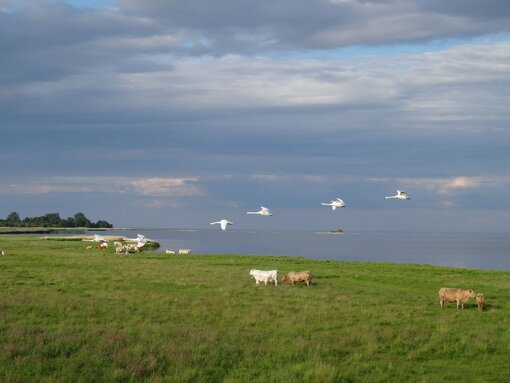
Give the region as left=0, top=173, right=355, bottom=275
left=0, top=236, right=509, bottom=382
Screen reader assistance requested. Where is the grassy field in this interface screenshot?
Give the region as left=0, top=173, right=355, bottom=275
left=0, top=236, right=509, bottom=382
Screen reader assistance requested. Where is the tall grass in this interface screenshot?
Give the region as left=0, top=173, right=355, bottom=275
left=0, top=236, right=509, bottom=382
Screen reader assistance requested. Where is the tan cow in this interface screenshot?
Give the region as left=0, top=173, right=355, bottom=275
left=438, top=287, right=476, bottom=309
left=281, top=271, right=312, bottom=287
left=85, top=245, right=93, bottom=250
left=476, top=293, right=485, bottom=311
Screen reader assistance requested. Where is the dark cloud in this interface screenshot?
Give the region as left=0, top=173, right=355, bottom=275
left=1, top=1, right=510, bottom=229
left=119, top=0, right=510, bottom=51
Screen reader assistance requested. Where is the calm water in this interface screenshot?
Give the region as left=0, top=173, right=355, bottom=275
left=83, top=229, right=510, bottom=271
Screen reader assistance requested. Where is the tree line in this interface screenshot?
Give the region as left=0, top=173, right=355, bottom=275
left=0, top=212, right=113, bottom=228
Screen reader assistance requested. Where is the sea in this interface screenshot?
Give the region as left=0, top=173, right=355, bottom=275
left=69, top=229, right=510, bottom=271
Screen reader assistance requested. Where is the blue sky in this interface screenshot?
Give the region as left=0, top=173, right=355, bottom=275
left=1, top=0, right=510, bottom=232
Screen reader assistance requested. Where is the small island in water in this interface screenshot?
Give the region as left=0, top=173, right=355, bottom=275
left=316, top=229, right=344, bottom=235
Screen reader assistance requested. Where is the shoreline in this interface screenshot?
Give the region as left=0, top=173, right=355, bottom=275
left=0, top=227, right=131, bottom=235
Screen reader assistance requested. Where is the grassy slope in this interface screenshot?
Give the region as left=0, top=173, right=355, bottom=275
left=0, top=236, right=509, bottom=383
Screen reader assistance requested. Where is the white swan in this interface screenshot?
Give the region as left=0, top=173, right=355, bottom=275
left=210, top=219, right=233, bottom=231
left=123, top=234, right=148, bottom=242
left=385, top=190, right=410, bottom=200
left=321, top=198, right=346, bottom=210
left=246, top=206, right=273, bottom=216
left=94, top=234, right=108, bottom=242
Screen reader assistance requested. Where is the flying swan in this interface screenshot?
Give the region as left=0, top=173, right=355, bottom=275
left=210, top=219, right=234, bottom=231
left=321, top=198, right=346, bottom=210
left=385, top=190, right=410, bottom=200
left=246, top=206, right=273, bottom=216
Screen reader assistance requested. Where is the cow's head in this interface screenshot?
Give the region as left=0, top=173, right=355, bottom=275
left=467, top=289, right=476, bottom=298
left=281, top=274, right=289, bottom=282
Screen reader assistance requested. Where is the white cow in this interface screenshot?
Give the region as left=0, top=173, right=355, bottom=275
left=179, top=249, right=191, bottom=255
left=249, top=269, right=278, bottom=286
left=165, top=249, right=176, bottom=254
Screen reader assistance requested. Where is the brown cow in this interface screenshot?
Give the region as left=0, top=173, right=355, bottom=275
left=281, top=271, right=312, bottom=286
left=476, top=293, right=485, bottom=311
left=438, top=287, right=476, bottom=309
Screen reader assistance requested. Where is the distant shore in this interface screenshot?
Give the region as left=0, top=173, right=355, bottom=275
left=0, top=227, right=130, bottom=235
left=316, top=229, right=345, bottom=235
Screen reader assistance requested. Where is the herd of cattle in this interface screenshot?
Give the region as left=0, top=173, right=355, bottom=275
left=249, top=269, right=312, bottom=287
left=1, top=244, right=487, bottom=309
left=248, top=270, right=486, bottom=309
left=439, top=287, right=485, bottom=310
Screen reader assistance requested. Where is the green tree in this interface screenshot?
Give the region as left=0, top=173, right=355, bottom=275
left=95, top=220, right=113, bottom=228
left=6, top=212, right=21, bottom=227
left=43, top=213, right=61, bottom=226
left=73, top=212, right=92, bottom=228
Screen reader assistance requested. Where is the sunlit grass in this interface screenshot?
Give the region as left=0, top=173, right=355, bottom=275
left=0, top=236, right=509, bottom=382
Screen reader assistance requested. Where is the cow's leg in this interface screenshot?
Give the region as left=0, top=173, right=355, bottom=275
left=255, top=280, right=260, bottom=285
left=274, top=279, right=278, bottom=286
left=264, top=278, right=268, bottom=285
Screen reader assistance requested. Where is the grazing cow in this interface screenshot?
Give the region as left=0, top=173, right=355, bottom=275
left=115, top=244, right=129, bottom=254
left=0, top=248, right=4, bottom=256
left=165, top=249, right=176, bottom=254
left=438, top=287, right=476, bottom=309
left=99, top=242, right=108, bottom=250
left=127, top=243, right=140, bottom=253
left=115, top=246, right=123, bottom=254
left=178, top=249, right=191, bottom=255
left=85, top=245, right=93, bottom=250
left=476, top=293, right=485, bottom=311
left=282, top=271, right=312, bottom=286
left=249, top=269, right=278, bottom=286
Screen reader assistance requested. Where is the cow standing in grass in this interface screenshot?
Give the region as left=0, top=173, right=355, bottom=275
left=0, top=248, right=4, bottom=256
left=476, top=293, right=485, bottom=311
left=249, top=269, right=278, bottom=286
left=438, top=288, right=476, bottom=309
left=282, top=271, right=312, bottom=286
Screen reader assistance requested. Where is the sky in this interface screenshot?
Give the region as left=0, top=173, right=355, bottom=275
left=1, top=0, right=510, bottom=232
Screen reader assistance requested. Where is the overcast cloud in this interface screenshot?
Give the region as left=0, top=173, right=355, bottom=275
left=1, top=0, right=510, bottom=232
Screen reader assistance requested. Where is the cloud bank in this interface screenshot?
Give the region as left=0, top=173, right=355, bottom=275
left=1, top=0, right=510, bottom=230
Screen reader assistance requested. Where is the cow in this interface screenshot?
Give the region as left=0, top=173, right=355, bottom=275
left=476, top=293, right=485, bottom=311
left=85, top=245, right=93, bottom=250
left=0, top=248, right=4, bottom=256
left=281, top=271, right=312, bottom=286
left=165, top=249, right=176, bottom=254
left=438, top=287, right=476, bottom=309
left=126, top=243, right=139, bottom=252
left=178, top=249, right=191, bottom=255
left=249, top=269, right=278, bottom=286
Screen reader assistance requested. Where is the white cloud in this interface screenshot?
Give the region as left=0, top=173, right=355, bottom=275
left=129, top=177, right=201, bottom=197
left=0, top=176, right=203, bottom=197
left=369, top=176, right=510, bottom=195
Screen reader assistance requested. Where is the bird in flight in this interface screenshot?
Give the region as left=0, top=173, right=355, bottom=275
left=246, top=206, right=273, bottom=216
left=210, top=219, right=234, bottom=231
left=321, top=198, right=346, bottom=211
left=385, top=190, right=411, bottom=200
